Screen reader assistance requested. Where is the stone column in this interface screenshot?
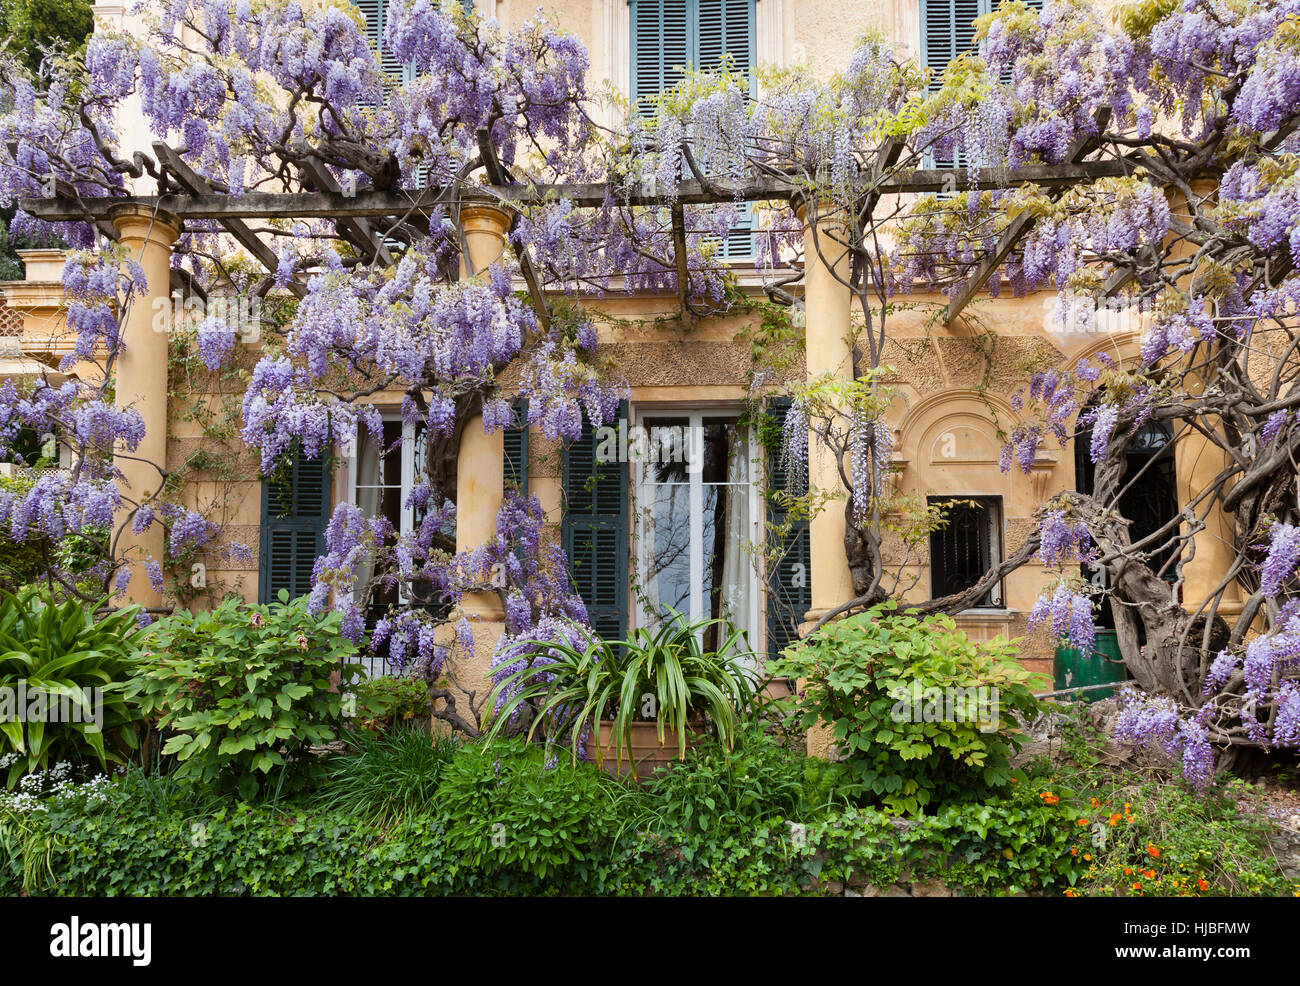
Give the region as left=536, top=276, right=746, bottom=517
left=451, top=197, right=513, bottom=704
left=109, top=204, right=181, bottom=609
left=796, top=198, right=856, bottom=627
left=795, top=198, right=856, bottom=761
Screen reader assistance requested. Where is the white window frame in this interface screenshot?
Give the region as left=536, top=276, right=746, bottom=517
left=629, top=405, right=763, bottom=649
left=344, top=412, right=427, bottom=599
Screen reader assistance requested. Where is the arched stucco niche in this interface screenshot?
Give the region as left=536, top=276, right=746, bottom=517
left=897, top=391, right=1042, bottom=518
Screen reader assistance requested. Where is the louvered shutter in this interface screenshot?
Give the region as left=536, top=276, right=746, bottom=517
left=259, top=451, right=332, bottom=603
left=765, top=398, right=811, bottom=660
left=562, top=402, right=628, bottom=644
left=697, top=0, right=754, bottom=79
left=695, top=0, right=757, bottom=259
left=921, top=0, right=982, bottom=170
left=630, top=0, right=691, bottom=109
left=503, top=398, right=529, bottom=494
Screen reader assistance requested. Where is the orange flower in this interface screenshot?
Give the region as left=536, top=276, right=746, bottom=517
left=1144, top=870, right=1157, bottom=880
left=1109, top=813, right=1122, bottom=827
left=1083, top=853, right=1093, bottom=861
left=1070, top=848, right=1078, bottom=856
left=1090, top=797, right=1100, bottom=808
left=1132, top=882, right=1142, bottom=891
left=1124, top=867, right=1133, bottom=875
left=1040, top=792, right=1059, bottom=805
left=1077, top=818, right=1090, bottom=827
left=1147, top=843, right=1161, bottom=858
left=1065, top=888, right=1079, bottom=897
left=1197, top=879, right=1209, bottom=892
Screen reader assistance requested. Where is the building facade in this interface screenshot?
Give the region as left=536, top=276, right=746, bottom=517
left=0, top=0, right=1223, bottom=701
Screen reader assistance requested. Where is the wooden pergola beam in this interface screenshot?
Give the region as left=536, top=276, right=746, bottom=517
left=20, top=161, right=1132, bottom=223
left=153, top=142, right=305, bottom=300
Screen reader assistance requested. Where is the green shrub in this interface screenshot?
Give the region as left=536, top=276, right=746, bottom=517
left=129, top=592, right=363, bottom=800
left=769, top=603, right=1042, bottom=813
left=0, top=590, right=146, bottom=786
left=314, top=724, right=457, bottom=826
left=630, top=723, right=835, bottom=834
left=347, top=674, right=431, bottom=733
left=436, top=739, right=625, bottom=879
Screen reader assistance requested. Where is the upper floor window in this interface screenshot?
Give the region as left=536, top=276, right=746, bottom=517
left=920, top=0, right=1043, bottom=167
left=631, top=0, right=756, bottom=259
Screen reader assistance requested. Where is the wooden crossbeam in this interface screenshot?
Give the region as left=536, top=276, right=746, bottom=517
left=153, top=142, right=305, bottom=300
left=20, top=161, right=1131, bottom=223
left=946, top=109, right=1112, bottom=323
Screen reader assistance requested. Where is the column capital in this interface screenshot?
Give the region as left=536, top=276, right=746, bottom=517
left=108, top=203, right=182, bottom=246
left=457, top=193, right=515, bottom=277
left=458, top=193, right=515, bottom=232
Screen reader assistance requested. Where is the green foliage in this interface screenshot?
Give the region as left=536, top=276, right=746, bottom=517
left=1030, top=707, right=1298, bottom=897
left=347, top=674, right=431, bottom=733
left=129, top=591, right=363, bottom=799
left=0, top=0, right=94, bottom=74
left=770, top=602, right=1043, bottom=813
left=2, top=738, right=1287, bottom=898
left=0, top=590, right=145, bottom=785
left=436, top=739, right=625, bottom=880
left=314, top=724, right=457, bottom=827
left=629, top=723, right=833, bottom=835
left=486, top=610, right=760, bottom=766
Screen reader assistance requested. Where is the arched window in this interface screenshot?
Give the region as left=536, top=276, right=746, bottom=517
left=1074, top=407, right=1180, bottom=626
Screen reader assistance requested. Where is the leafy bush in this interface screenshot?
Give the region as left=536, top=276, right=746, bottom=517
left=347, top=674, right=430, bottom=733
left=770, top=603, right=1042, bottom=813
left=314, top=724, right=457, bottom=826
left=436, top=738, right=625, bottom=879
left=630, top=723, right=835, bottom=834
left=0, top=590, right=146, bottom=785
left=129, top=592, right=362, bottom=799
left=487, top=611, right=760, bottom=766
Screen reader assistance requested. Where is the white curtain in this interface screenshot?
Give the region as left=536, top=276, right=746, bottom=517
left=353, top=429, right=383, bottom=676
left=719, top=433, right=753, bottom=655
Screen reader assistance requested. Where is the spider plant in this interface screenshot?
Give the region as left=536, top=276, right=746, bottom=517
left=485, top=610, right=761, bottom=768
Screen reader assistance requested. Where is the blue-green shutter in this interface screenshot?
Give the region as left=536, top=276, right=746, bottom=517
left=765, top=398, right=811, bottom=660
left=921, top=0, right=982, bottom=170
left=503, top=398, right=529, bottom=494
left=562, top=402, right=628, bottom=643
left=259, top=451, right=332, bottom=603
left=630, top=0, right=691, bottom=108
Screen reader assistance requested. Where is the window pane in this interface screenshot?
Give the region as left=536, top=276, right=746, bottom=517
left=643, top=416, right=692, bottom=484
left=643, top=483, right=692, bottom=618
left=929, top=497, right=1001, bottom=607
left=702, top=481, right=752, bottom=651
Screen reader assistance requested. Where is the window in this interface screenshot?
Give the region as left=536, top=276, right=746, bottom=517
left=631, top=0, right=756, bottom=259
left=1075, top=411, right=1179, bottom=625
left=928, top=495, right=1002, bottom=607
left=347, top=416, right=435, bottom=674
left=633, top=411, right=761, bottom=652
left=259, top=451, right=331, bottom=605
left=920, top=0, right=1044, bottom=168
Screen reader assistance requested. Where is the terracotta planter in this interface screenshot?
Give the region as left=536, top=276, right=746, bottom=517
left=595, top=719, right=705, bottom=782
